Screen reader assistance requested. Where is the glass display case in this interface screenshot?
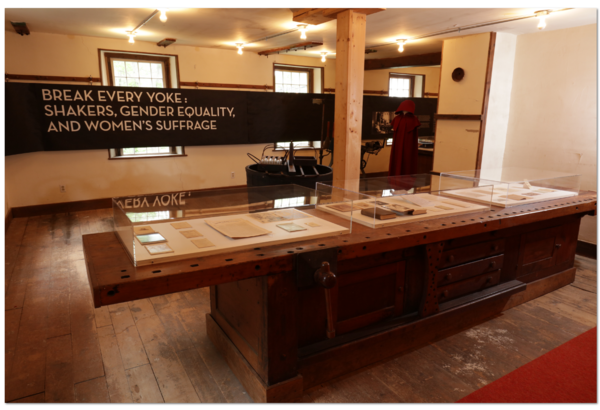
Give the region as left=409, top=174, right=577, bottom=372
left=439, top=167, right=580, bottom=208
left=316, top=174, right=495, bottom=228
left=113, top=184, right=353, bottom=266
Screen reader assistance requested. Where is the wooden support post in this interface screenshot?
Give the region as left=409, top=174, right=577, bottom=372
left=332, top=10, right=367, bottom=190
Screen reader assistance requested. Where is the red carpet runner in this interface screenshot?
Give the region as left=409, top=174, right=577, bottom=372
left=458, top=327, right=597, bottom=403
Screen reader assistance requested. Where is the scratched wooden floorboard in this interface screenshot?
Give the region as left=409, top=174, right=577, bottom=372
left=4, top=212, right=597, bottom=403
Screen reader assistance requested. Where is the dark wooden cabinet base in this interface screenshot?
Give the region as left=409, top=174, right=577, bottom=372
left=207, top=268, right=576, bottom=402
left=83, top=192, right=597, bottom=403
left=205, top=212, right=589, bottom=402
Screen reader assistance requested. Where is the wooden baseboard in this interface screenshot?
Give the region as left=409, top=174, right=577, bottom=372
left=5, top=208, right=13, bottom=232
left=206, top=313, right=303, bottom=403
left=502, top=267, right=576, bottom=311
left=576, top=240, right=597, bottom=259
left=10, top=184, right=248, bottom=218
left=12, top=198, right=113, bottom=218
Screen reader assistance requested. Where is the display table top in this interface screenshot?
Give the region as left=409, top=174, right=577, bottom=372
left=84, top=191, right=596, bottom=307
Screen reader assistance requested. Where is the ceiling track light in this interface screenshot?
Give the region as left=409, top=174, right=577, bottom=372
left=320, top=52, right=328, bottom=62
left=159, top=9, right=168, bottom=23
left=236, top=43, right=244, bottom=55
left=124, top=8, right=168, bottom=43
left=396, top=39, right=406, bottom=53
left=535, top=10, right=549, bottom=30
left=297, top=24, right=308, bottom=40
left=366, top=8, right=571, bottom=52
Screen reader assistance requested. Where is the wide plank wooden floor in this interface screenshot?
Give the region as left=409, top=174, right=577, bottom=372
left=4, top=210, right=597, bottom=403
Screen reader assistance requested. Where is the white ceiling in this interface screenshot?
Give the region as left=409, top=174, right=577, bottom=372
left=5, top=8, right=597, bottom=60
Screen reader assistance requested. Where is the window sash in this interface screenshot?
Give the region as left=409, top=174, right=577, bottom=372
left=111, top=59, right=166, bottom=88
left=275, top=141, right=313, bottom=150
left=274, top=66, right=313, bottom=94
left=102, top=51, right=182, bottom=159
left=104, top=52, right=173, bottom=88
left=119, top=147, right=175, bottom=156
left=389, top=74, right=414, bottom=98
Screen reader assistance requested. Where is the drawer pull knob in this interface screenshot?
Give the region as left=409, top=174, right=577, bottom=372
left=555, top=243, right=562, bottom=248
left=448, top=255, right=455, bottom=262
left=491, top=245, right=499, bottom=252
left=445, top=273, right=452, bottom=281
left=490, top=261, right=497, bottom=269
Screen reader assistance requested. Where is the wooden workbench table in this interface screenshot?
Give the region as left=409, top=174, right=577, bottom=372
left=83, top=191, right=597, bottom=402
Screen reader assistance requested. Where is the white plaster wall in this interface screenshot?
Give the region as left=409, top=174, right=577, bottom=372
left=480, top=33, right=517, bottom=169
left=503, top=24, right=597, bottom=243
left=5, top=31, right=335, bottom=208
left=6, top=31, right=441, bottom=209
left=5, top=145, right=273, bottom=206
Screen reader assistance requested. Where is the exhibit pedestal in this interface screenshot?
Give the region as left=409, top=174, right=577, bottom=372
left=204, top=214, right=582, bottom=402
left=83, top=192, right=597, bottom=403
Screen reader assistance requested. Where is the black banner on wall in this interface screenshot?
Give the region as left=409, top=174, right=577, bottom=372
left=5, top=82, right=438, bottom=156
left=5, top=83, right=248, bottom=155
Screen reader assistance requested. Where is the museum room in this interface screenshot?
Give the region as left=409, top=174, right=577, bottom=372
left=3, top=3, right=597, bottom=404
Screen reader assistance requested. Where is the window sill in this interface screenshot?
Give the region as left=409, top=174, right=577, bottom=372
left=108, top=153, right=187, bottom=160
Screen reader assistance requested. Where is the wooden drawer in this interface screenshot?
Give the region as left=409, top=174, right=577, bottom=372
left=437, top=270, right=501, bottom=302
left=438, top=255, right=504, bottom=287
left=439, top=239, right=505, bottom=269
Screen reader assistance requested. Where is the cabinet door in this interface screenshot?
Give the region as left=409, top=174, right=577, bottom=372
left=518, top=226, right=561, bottom=276
left=334, top=261, right=406, bottom=336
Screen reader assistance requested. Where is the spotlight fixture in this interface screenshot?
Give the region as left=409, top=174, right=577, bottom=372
left=320, top=52, right=328, bottom=63
left=236, top=43, right=244, bottom=55
left=396, top=39, right=406, bottom=53
left=535, top=10, right=549, bottom=30
left=10, top=21, right=30, bottom=36
left=298, top=24, right=308, bottom=40
left=127, top=31, right=136, bottom=44
left=157, top=38, right=176, bottom=48
left=159, top=9, right=168, bottom=23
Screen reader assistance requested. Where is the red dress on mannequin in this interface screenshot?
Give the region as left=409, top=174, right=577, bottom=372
left=388, top=100, right=421, bottom=176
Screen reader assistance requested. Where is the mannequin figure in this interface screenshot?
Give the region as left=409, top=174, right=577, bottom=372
left=388, top=100, right=421, bottom=176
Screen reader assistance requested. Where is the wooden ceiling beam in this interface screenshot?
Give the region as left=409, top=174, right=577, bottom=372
left=257, top=41, right=323, bottom=56
left=364, top=52, right=442, bottom=71
left=292, top=8, right=385, bottom=25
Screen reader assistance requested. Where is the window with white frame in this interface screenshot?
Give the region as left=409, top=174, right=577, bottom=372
left=275, top=141, right=312, bottom=149
left=389, top=74, right=414, bottom=98
left=274, top=197, right=307, bottom=208
left=111, top=59, right=166, bottom=88
left=101, top=50, right=184, bottom=159
left=126, top=210, right=171, bottom=222
left=274, top=67, right=312, bottom=93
